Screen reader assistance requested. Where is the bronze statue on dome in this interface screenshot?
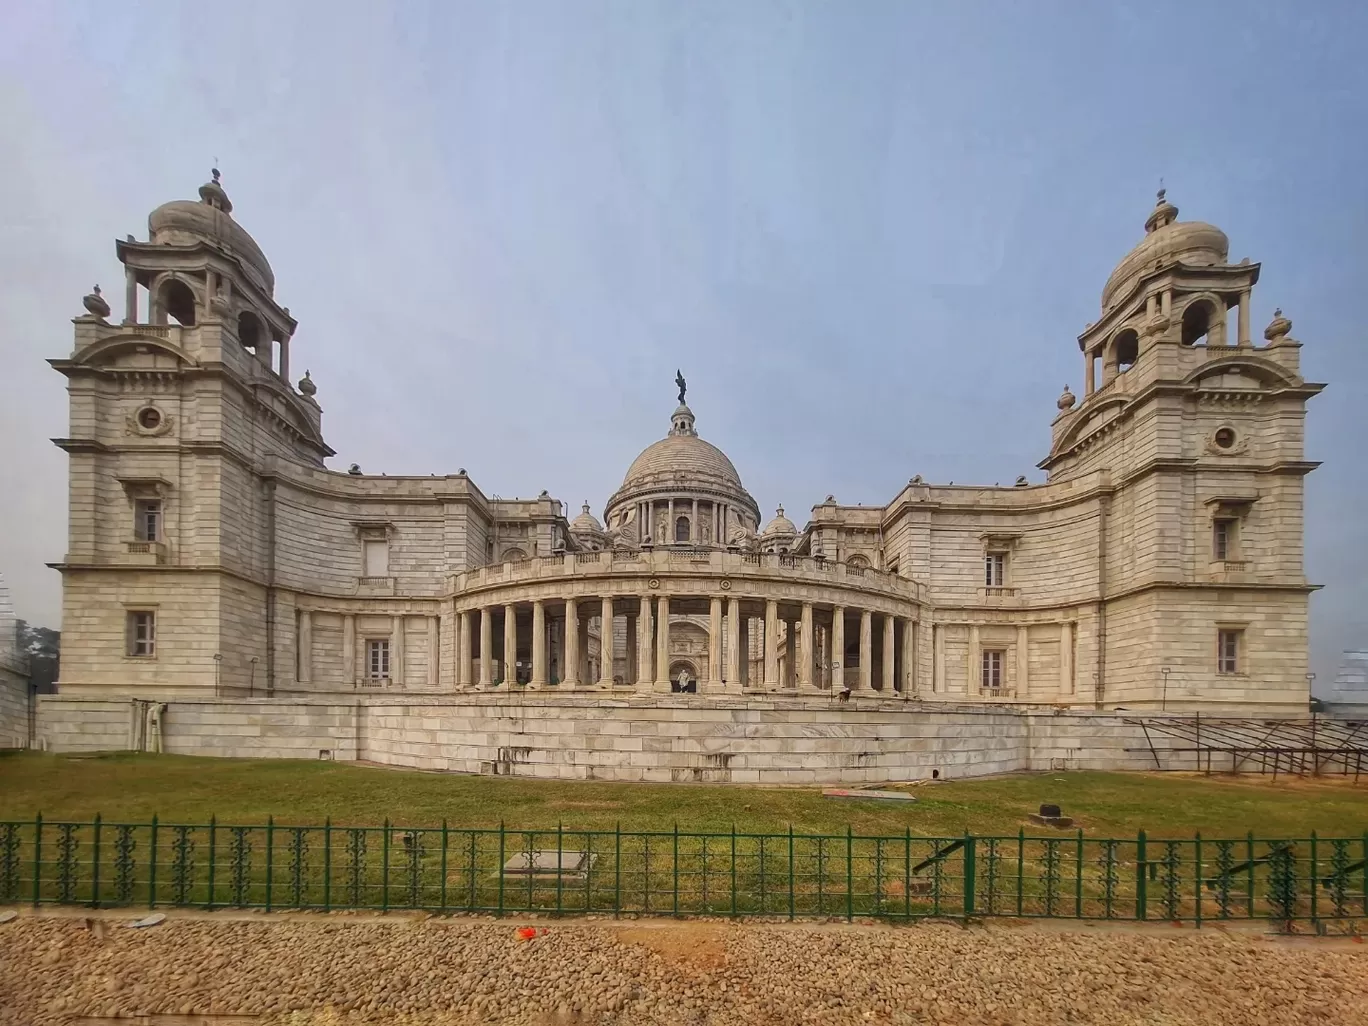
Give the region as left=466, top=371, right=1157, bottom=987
left=675, top=369, right=686, bottom=405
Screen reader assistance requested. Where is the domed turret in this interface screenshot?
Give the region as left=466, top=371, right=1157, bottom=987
left=147, top=169, right=275, bottom=295
left=569, top=501, right=607, bottom=551
left=604, top=377, right=760, bottom=547
left=1101, top=190, right=1228, bottom=310
left=758, top=505, right=798, bottom=554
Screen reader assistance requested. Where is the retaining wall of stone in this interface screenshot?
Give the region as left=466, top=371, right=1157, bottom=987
left=32, top=693, right=1181, bottom=782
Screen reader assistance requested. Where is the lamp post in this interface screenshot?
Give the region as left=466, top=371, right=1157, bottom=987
left=1161, top=666, right=1171, bottom=711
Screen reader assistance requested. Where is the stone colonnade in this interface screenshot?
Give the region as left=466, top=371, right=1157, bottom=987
left=453, top=594, right=918, bottom=696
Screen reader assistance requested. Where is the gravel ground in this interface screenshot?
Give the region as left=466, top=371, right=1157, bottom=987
left=1, top=912, right=1365, bottom=1025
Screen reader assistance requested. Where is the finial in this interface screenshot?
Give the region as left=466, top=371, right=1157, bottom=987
left=1057, top=383, right=1077, bottom=411
left=211, top=167, right=221, bottom=184
left=776, top=505, right=785, bottom=517
left=297, top=369, right=317, bottom=396
left=1157, top=177, right=1165, bottom=202
left=1264, top=308, right=1293, bottom=342
left=82, top=284, right=111, bottom=319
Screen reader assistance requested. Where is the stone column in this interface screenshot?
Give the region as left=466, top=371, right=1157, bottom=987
left=1059, top=621, right=1074, bottom=697
left=932, top=623, right=945, bottom=694
left=763, top=599, right=779, bottom=690
left=1084, top=349, right=1095, bottom=395
left=392, top=615, right=405, bottom=687
left=530, top=600, right=547, bottom=688
left=739, top=614, right=751, bottom=689
left=479, top=607, right=493, bottom=687
left=708, top=596, right=723, bottom=691
left=625, top=612, right=637, bottom=686
left=343, top=614, right=356, bottom=687
left=504, top=604, right=517, bottom=686
left=279, top=337, right=291, bottom=382
left=882, top=615, right=896, bottom=693
left=858, top=609, right=874, bottom=694
left=297, top=609, right=312, bottom=683
left=427, top=615, right=440, bottom=688
left=599, top=597, right=615, bottom=688
left=579, top=611, right=592, bottom=686
left=968, top=624, right=981, bottom=696
left=458, top=611, right=471, bottom=688
left=691, top=498, right=699, bottom=543
left=902, top=619, right=917, bottom=698
left=655, top=595, right=671, bottom=692
left=124, top=265, right=138, bottom=325
left=1016, top=625, right=1030, bottom=699
left=1238, top=288, right=1252, bottom=346
left=831, top=606, right=845, bottom=691
left=799, top=602, right=816, bottom=692
left=726, top=597, right=742, bottom=692
left=562, top=601, right=581, bottom=687
left=637, top=595, right=653, bottom=689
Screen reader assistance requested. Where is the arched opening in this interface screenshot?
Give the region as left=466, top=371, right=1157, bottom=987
left=502, top=547, right=527, bottom=563
left=1113, top=329, right=1139, bottom=372
left=1182, top=300, right=1215, bottom=346
left=668, top=660, right=698, bottom=693
left=847, top=554, right=870, bottom=569
left=238, top=310, right=264, bottom=351
left=157, top=279, right=197, bottom=326
left=674, top=515, right=690, bottom=543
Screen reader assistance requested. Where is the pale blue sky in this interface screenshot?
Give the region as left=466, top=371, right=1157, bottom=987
left=1, top=2, right=1364, bottom=691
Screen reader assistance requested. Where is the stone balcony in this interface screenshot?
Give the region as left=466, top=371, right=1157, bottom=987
left=452, top=549, right=925, bottom=605
left=122, top=540, right=168, bottom=565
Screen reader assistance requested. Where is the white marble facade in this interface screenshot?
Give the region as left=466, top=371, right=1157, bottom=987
left=50, top=178, right=1322, bottom=714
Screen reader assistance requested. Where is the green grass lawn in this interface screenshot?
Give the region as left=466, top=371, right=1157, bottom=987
left=1, top=751, right=1364, bottom=839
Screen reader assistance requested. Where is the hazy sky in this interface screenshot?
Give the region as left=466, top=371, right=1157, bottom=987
left=1, top=2, right=1364, bottom=691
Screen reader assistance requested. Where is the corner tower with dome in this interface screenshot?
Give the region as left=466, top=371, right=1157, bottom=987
left=42, top=178, right=1322, bottom=766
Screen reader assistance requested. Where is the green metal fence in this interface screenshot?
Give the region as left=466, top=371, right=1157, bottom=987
left=2, top=817, right=1365, bottom=930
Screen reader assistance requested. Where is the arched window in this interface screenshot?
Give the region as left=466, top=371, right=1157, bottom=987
left=1182, top=300, right=1215, bottom=346
left=158, top=279, right=197, bottom=326
left=238, top=310, right=263, bottom=350
left=847, top=554, right=870, bottom=569
left=674, top=516, right=690, bottom=543
left=503, top=547, right=527, bottom=563
left=1113, top=329, right=1139, bottom=372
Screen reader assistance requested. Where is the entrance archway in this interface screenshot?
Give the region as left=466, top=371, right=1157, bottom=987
left=669, top=659, right=699, bottom=693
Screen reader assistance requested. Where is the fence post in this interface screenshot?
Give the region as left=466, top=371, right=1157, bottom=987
left=1194, top=832, right=1201, bottom=929
left=846, top=825, right=853, bottom=922
left=788, top=824, right=795, bottom=921
left=1246, top=831, right=1255, bottom=917
left=90, top=815, right=102, bottom=913
left=1135, top=830, right=1147, bottom=921
left=497, top=821, right=505, bottom=918
left=31, top=813, right=41, bottom=908
left=265, top=816, right=274, bottom=912
left=1074, top=829, right=1083, bottom=918
left=323, top=818, right=332, bottom=912
left=1310, top=831, right=1318, bottom=927
left=672, top=823, right=680, bottom=918
left=207, top=816, right=217, bottom=912
left=904, top=827, right=912, bottom=921
left=440, top=820, right=449, bottom=914
left=381, top=819, right=390, bottom=913
left=1015, top=828, right=1024, bottom=916
left=148, top=814, right=157, bottom=909
left=730, top=824, right=737, bottom=918
left=613, top=821, right=621, bottom=918
left=963, top=832, right=976, bottom=918
left=558, top=821, right=566, bottom=917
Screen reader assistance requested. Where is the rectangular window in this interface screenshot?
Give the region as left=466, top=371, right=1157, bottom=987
left=134, top=500, right=162, bottom=542
left=1213, top=519, right=1236, bottom=561
left=984, top=552, right=1006, bottom=587
left=363, top=539, right=389, bottom=577
left=1217, top=630, right=1241, bottom=674
left=126, top=611, right=156, bottom=657
left=367, top=639, right=390, bottom=679
left=981, top=649, right=1004, bottom=689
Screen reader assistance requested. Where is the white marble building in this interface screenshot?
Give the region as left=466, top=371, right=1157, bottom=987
left=50, top=175, right=1322, bottom=717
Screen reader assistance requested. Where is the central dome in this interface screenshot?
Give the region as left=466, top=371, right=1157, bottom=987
left=622, top=405, right=744, bottom=490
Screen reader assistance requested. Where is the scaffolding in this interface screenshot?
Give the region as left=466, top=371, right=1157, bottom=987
left=1124, top=715, right=1368, bottom=779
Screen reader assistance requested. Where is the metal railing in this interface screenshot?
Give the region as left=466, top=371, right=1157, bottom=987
left=2, top=818, right=1364, bottom=928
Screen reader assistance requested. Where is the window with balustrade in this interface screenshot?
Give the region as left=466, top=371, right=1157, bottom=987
left=367, top=639, right=391, bottom=680
left=984, top=552, right=1006, bottom=587
left=981, top=649, right=1004, bottom=690
left=1213, top=518, right=1237, bottom=561
left=134, top=499, right=161, bottom=542
left=126, top=611, right=156, bottom=658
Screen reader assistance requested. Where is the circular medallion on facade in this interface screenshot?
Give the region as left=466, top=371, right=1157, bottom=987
left=129, top=402, right=173, bottom=437
left=1214, top=427, right=1236, bottom=449
left=720, top=579, right=732, bottom=591
left=648, top=578, right=660, bottom=589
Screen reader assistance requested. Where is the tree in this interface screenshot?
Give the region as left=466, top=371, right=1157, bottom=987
left=15, top=620, right=59, bottom=693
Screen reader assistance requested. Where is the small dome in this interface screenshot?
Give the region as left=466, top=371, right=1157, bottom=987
left=570, top=501, right=604, bottom=536
left=761, top=505, right=797, bottom=537
left=1101, top=191, right=1228, bottom=310
left=148, top=171, right=275, bottom=295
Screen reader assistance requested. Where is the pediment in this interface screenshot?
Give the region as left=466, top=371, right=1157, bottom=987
left=1186, top=354, right=1297, bottom=390
left=72, top=333, right=197, bottom=370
